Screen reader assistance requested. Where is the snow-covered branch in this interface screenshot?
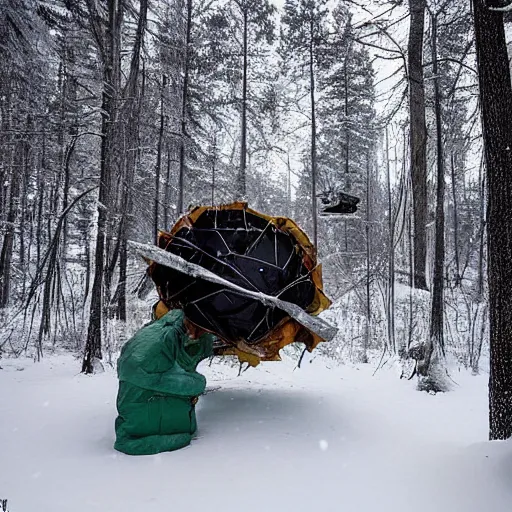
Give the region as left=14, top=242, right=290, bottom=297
left=489, top=2, right=512, bottom=11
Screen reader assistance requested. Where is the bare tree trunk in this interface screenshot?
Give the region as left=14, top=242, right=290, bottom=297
left=421, top=13, right=446, bottom=383
left=477, top=157, right=486, bottom=300
left=408, top=0, right=428, bottom=290
left=154, top=75, right=166, bottom=242
left=473, top=0, right=512, bottom=440
left=82, top=0, right=122, bottom=374
left=102, top=1, right=125, bottom=319
left=344, top=50, right=350, bottom=190
left=37, top=132, right=46, bottom=269
left=117, top=0, right=148, bottom=321
left=286, top=154, right=291, bottom=217
left=164, top=143, right=172, bottom=227
left=83, top=114, right=109, bottom=371
left=19, top=129, right=30, bottom=299
left=239, top=6, right=248, bottom=201
left=471, top=303, right=487, bottom=375
left=211, top=133, right=217, bottom=206
left=59, top=53, right=72, bottom=262
left=84, top=231, right=91, bottom=305
left=309, top=18, right=318, bottom=248
left=386, top=127, right=395, bottom=354
left=178, top=0, right=192, bottom=213
left=450, top=153, right=461, bottom=285
left=0, top=80, right=9, bottom=228
left=343, top=47, right=351, bottom=256
left=0, top=148, right=20, bottom=308
left=363, top=151, right=371, bottom=364
left=408, top=210, right=414, bottom=350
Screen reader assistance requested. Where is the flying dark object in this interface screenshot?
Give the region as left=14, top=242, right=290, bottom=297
left=320, top=191, right=360, bottom=215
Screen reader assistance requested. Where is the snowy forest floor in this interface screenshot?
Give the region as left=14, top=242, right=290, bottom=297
left=1, top=354, right=511, bottom=512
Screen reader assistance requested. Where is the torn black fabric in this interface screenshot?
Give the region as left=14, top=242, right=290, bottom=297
left=150, top=208, right=316, bottom=344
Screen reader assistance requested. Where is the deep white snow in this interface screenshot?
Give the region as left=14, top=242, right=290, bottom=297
left=1, top=353, right=511, bottom=512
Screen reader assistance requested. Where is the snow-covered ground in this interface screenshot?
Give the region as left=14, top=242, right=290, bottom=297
left=1, top=354, right=511, bottom=512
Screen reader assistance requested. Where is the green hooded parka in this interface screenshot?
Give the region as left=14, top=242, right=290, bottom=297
left=114, top=310, right=214, bottom=455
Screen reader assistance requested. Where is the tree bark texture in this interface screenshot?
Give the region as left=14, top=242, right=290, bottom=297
left=82, top=0, right=122, bottom=373
left=239, top=7, right=248, bottom=201
left=386, top=127, right=396, bottom=354
left=116, top=0, right=147, bottom=321
left=473, top=0, right=512, bottom=440
left=408, top=0, right=428, bottom=290
left=309, top=17, right=318, bottom=249
left=178, top=0, right=192, bottom=213
left=364, top=151, right=371, bottom=364
left=449, top=153, right=462, bottom=285
left=429, top=13, right=446, bottom=363
left=154, top=75, right=166, bottom=242
left=0, top=151, right=20, bottom=308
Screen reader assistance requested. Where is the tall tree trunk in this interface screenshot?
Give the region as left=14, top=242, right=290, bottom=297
left=0, top=154, right=20, bottom=308
left=84, top=232, right=91, bottom=305
left=19, top=128, right=30, bottom=299
left=239, top=6, right=248, bottom=201
left=154, top=75, right=166, bottom=242
left=61, top=134, right=81, bottom=264
left=116, top=229, right=127, bottom=321
left=477, top=160, right=486, bottom=300
left=117, top=0, right=148, bottom=321
left=164, top=142, right=171, bottom=227
left=59, top=51, right=72, bottom=262
left=286, top=153, right=292, bottom=217
left=408, top=0, right=428, bottom=290
left=386, top=127, right=395, bottom=354
left=344, top=50, right=350, bottom=189
left=473, top=0, right=512, bottom=440
left=82, top=0, right=122, bottom=374
left=343, top=48, right=351, bottom=255
left=178, top=0, right=192, bottom=213
left=211, top=133, right=217, bottom=206
left=62, top=143, right=71, bottom=262
left=408, top=204, right=414, bottom=349
left=102, top=0, right=124, bottom=317
left=83, top=102, right=110, bottom=372
left=309, top=18, right=318, bottom=248
left=450, top=153, right=461, bottom=286
left=37, top=132, right=46, bottom=269
left=424, top=13, right=446, bottom=380
left=363, top=151, right=371, bottom=364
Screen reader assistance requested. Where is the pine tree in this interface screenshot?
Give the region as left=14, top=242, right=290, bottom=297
left=281, top=0, right=329, bottom=247
left=225, top=0, right=276, bottom=200
left=317, top=7, right=376, bottom=221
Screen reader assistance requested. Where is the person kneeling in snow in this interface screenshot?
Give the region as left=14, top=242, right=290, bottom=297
left=114, top=308, right=214, bottom=455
